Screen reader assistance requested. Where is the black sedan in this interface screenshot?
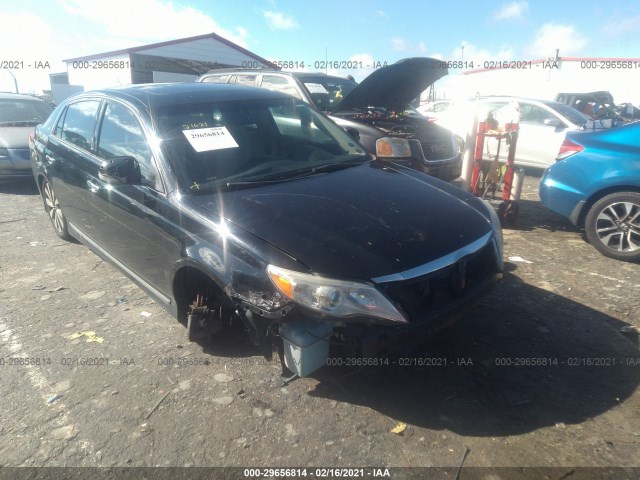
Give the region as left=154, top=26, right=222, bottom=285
left=31, top=83, right=503, bottom=377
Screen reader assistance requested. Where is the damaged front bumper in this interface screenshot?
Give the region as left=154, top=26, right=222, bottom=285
left=333, top=270, right=501, bottom=359
left=235, top=267, right=500, bottom=377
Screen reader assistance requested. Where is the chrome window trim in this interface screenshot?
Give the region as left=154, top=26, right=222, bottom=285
left=372, top=231, right=493, bottom=283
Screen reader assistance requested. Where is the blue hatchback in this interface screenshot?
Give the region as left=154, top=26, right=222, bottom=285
left=539, top=121, right=640, bottom=262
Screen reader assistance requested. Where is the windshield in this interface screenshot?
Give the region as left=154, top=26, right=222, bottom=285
left=544, top=101, right=591, bottom=126
left=154, top=97, right=368, bottom=193
left=0, top=98, right=53, bottom=125
left=300, top=76, right=358, bottom=112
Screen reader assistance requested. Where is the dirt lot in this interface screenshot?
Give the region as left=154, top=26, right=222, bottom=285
left=0, top=174, right=639, bottom=478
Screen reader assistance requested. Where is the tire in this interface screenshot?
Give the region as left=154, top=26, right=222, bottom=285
left=41, top=179, right=72, bottom=241
left=585, top=192, right=640, bottom=262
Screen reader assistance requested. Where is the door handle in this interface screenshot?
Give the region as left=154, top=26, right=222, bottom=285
left=87, top=180, right=100, bottom=193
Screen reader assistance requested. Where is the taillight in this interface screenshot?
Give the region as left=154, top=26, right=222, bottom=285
left=556, top=138, right=584, bottom=161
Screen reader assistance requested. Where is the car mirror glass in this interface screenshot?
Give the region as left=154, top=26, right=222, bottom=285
left=345, top=127, right=360, bottom=141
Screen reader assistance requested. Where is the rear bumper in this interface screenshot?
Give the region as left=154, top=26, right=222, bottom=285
left=539, top=173, right=586, bottom=225
left=0, top=149, right=32, bottom=178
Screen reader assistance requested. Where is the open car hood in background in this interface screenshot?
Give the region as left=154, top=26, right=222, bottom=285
left=332, top=57, right=448, bottom=113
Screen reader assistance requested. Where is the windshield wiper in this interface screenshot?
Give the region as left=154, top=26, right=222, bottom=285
left=187, top=158, right=372, bottom=192
left=187, top=175, right=302, bottom=192
left=308, top=160, right=371, bottom=174
left=224, top=177, right=301, bottom=188
left=224, top=160, right=371, bottom=189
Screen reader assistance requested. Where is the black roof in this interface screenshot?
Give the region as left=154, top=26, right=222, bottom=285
left=67, top=83, right=292, bottom=109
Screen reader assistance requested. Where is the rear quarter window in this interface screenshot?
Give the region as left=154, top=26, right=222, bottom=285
left=201, top=75, right=230, bottom=84
left=260, top=75, right=302, bottom=99
left=231, top=74, right=257, bottom=86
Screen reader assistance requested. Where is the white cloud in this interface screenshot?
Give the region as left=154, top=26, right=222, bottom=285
left=493, top=1, right=528, bottom=20
left=391, top=38, right=427, bottom=53
left=376, top=10, right=389, bottom=18
left=59, top=0, right=249, bottom=48
left=526, top=23, right=587, bottom=57
left=263, top=10, right=299, bottom=30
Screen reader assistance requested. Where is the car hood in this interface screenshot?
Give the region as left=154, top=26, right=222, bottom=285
left=333, top=57, right=448, bottom=114
left=187, top=163, right=492, bottom=281
left=0, top=126, right=34, bottom=149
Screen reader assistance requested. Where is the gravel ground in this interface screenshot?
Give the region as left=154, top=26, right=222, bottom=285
left=0, top=174, right=639, bottom=478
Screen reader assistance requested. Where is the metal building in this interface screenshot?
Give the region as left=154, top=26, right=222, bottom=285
left=62, top=32, right=272, bottom=93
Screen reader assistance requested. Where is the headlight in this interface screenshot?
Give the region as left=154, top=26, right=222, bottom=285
left=266, top=265, right=407, bottom=324
left=375, top=137, right=412, bottom=158
left=481, top=199, right=504, bottom=270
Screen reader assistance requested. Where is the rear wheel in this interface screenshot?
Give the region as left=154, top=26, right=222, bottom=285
left=585, top=192, right=640, bottom=262
left=42, top=179, right=72, bottom=241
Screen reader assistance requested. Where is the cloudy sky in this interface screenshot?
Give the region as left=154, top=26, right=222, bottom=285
left=1, top=0, right=639, bottom=93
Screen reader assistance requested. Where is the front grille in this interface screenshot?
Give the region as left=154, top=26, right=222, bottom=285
left=420, top=141, right=455, bottom=161
left=381, top=242, right=497, bottom=322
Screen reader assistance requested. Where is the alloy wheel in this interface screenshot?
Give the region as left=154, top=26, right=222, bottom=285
left=594, top=201, right=640, bottom=252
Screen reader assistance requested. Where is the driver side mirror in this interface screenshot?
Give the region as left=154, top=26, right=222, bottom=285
left=543, top=118, right=563, bottom=128
left=345, top=127, right=360, bottom=142
left=99, top=156, right=142, bottom=185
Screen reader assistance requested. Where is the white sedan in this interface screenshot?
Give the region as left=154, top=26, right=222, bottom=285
left=432, top=96, right=591, bottom=169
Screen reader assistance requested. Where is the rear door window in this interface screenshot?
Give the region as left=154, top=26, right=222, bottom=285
left=519, top=103, right=552, bottom=125
left=58, top=100, right=101, bottom=151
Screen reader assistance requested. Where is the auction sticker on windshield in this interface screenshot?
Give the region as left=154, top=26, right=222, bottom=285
left=304, top=83, right=329, bottom=94
left=182, top=126, right=239, bottom=152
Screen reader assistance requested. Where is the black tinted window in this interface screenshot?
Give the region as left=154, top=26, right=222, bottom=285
left=59, top=100, right=101, bottom=151
left=301, top=77, right=357, bottom=111
left=154, top=98, right=367, bottom=193
left=544, top=102, right=590, bottom=126
left=97, top=101, right=160, bottom=190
